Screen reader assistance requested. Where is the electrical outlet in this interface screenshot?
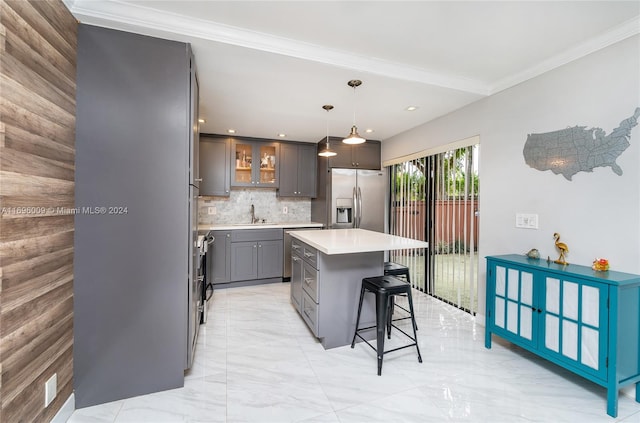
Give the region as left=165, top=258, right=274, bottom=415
left=282, top=206, right=288, bottom=214
left=207, top=207, right=216, bottom=215
left=45, top=373, right=57, bottom=407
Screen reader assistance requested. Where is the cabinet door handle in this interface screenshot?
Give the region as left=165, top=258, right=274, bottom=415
left=226, top=234, right=230, bottom=238
left=195, top=178, right=203, bottom=182
left=304, top=252, right=313, bottom=258
left=292, top=256, right=300, bottom=262
left=254, top=244, right=257, bottom=248
left=304, top=277, right=314, bottom=285
left=292, top=245, right=300, bottom=250
left=258, top=244, right=262, bottom=248
left=355, top=163, right=359, bottom=167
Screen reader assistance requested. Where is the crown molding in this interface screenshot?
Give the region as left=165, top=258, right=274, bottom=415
left=489, top=15, right=640, bottom=95
left=70, top=1, right=639, bottom=99
left=69, top=0, right=490, bottom=96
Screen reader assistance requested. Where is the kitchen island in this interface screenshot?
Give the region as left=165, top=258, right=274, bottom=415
left=289, top=229, right=428, bottom=349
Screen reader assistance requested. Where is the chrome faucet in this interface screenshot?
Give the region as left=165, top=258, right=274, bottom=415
left=250, top=204, right=257, bottom=223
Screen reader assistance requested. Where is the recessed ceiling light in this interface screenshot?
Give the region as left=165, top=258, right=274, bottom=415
left=277, top=133, right=286, bottom=138
left=365, top=129, right=374, bottom=134
left=227, top=129, right=236, bottom=134
left=406, top=106, right=418, bottom=111
left=198, top=118, right=205, bottom=123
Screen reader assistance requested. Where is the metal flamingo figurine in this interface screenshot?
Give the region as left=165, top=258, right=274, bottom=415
left=553, top=232, right=569, bottom=265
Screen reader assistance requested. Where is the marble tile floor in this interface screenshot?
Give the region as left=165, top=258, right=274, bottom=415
left=69, top=283, right=640, bottom=423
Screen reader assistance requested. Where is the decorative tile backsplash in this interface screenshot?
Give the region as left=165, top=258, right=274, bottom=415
left=198, top=189, right=311, bottom=225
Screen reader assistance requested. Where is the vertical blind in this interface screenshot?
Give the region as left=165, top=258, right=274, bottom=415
left=388, top=144, right=479, bottom=313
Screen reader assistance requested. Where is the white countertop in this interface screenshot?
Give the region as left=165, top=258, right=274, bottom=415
left=199, top=222, right=323, bottom=231
left=289, top=228, right=429, bottom=255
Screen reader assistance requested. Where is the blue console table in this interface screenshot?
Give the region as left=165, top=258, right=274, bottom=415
left=485, top=254, right=640, bottom=417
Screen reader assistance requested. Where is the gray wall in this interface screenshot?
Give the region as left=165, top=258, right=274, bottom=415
left=383, top=35, right=640, bottom=329
left=74, top=24, right=190, bottom=407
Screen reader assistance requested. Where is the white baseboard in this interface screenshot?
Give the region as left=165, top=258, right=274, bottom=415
left=51, top=392, right=74, bottom=423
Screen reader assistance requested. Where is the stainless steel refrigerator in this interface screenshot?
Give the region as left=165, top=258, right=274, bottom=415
left=312, top=168, right=387, bottom=231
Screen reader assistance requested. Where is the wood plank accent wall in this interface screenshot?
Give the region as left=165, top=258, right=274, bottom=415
left=0, top=1, right=77, bottom=421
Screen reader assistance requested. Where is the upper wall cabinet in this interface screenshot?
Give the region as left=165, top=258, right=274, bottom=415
left=278, top=143, right=317, bottom=197
left=200, top=135, right=230, bottom=196
left=323, top=138, right=381, bottom=170
left=231, top=140, right=279, bottom=188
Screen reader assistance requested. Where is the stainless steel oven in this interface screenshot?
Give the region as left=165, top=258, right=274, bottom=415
left=200, top=232, right=214, bottom=323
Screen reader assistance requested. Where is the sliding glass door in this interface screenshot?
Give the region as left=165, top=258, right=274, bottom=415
left=389, top=144, right=479, bottom=313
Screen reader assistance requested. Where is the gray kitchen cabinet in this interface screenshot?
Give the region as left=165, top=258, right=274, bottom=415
left=289, top=238, right=380, bottom=349
left=208, top=231, right=231, bottom=284
left=230, top=241, right=258, bottom=281
left=75, top=24, right=195, bottom=407
left=278, top=143, right=317, bottom=197
left=291, top=240, right=321, bottom=335
left=230, top=229, right=283, bottom=283
left=231, top=139, right=279, bottom=187
left=200, top=136, right=230, bottom=196
left=290, top=247, right=304, bottom=312
left=323, top=138, right=381, bottom=170
left=257, top=239, right=284, bottom=278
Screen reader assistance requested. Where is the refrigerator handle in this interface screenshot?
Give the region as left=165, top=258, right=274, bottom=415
left=357, top=186, right=363, bottom=228
left=352, top=187, right=358, bottom=228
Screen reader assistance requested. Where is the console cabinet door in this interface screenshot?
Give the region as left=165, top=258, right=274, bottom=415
left=490, top=263, right=537, bottom=349
left=230, top=241, right=258, bottom=281
left=541, top=276, right=608, bottom=380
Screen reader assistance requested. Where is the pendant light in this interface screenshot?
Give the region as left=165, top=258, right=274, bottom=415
left=342, top=79, right=366, bottom=144
left=318, top=104, right=337, bottom=157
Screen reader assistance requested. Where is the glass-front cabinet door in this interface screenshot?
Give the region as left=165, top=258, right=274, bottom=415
left=541, top=276, right=608, bottom=380
left=492, top=264, right=537, bottom=349
left=233, top=141, right=253, bottom=185
left=257, top=143, right=277, bottom=185
left=231, top=140, right=279, bottom=187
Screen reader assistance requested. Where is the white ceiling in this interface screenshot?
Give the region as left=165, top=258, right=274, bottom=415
left=65, top=1, right=640, bottom=143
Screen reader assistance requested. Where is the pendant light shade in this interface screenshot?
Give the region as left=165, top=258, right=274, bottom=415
left=343, top=79, right=366, bottom=145
left=318, top=105, right=337, bottom=157
left=343, top=125, right=365, bottom=145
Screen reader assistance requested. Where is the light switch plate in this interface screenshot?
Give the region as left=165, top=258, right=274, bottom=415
left=515, top=213, right=539, bottom=229
left=282, top=206, right=288, bottom=214
left=207, top=207, right=216, bottom=215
